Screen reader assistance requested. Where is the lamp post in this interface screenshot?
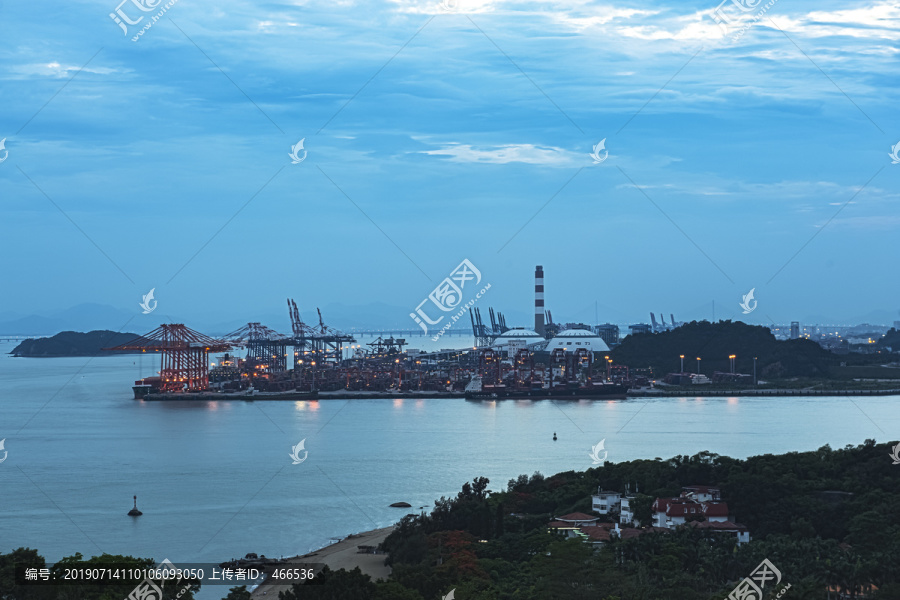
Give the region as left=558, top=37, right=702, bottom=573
left=696, top=357, right=701, bottom=375
left=753, top=356, right=757, bottom=385
left=729, top=354, right=736, bottom=374
left=679, top=354, right=684, bottom=373
left=605, top=355, right=611, bottom=379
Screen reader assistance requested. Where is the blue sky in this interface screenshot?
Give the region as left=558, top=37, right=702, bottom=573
left=1, top=0, right=898, bottom=331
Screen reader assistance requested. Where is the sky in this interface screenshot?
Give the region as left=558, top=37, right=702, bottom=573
left=1, top=0, right=899, bottom=332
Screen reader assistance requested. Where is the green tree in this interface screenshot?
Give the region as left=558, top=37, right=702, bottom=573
left=221, top=585, right=251, bottom=600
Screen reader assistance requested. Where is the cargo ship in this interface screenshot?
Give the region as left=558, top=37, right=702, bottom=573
left=464, top=377, right=628, bottom=400
left=133, top=377, right=161, bottom=399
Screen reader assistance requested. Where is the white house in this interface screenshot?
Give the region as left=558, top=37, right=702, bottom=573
left=682, top=485, right=721, bottom=502
left=652, top=497, right=731, bottom=528
left=591, top=489, right=622, bottom=515
left=619, top=495, right=642, bottom=527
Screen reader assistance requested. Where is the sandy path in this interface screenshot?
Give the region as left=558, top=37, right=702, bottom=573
left=251, top=526, right=395, bottom=598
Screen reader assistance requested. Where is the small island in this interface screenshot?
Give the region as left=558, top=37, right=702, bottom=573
left=10, top=330, right=143, bottom=357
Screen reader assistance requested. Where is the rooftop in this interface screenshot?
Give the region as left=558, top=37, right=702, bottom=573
left=556, top=512, right=600, bottom=522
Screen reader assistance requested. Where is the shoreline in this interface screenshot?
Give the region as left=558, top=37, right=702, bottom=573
left=139, top=388, right=900, bottom=401
left=633, top=387, right=900, bottom=397
left=249, top=525, right=395, bottom=598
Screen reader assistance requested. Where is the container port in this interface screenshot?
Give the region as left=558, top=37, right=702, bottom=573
left=106, top=267, right=639, bottom=400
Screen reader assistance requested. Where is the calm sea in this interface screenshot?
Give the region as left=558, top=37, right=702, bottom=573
left=1, top=340, right=898, bottom=591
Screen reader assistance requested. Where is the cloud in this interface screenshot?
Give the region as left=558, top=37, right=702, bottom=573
left=8, top=62, right=123, bottom=78
left=421, top=142, right=581, bottom=165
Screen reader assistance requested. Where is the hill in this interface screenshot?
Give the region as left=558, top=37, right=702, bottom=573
left=10, top=330, right=142, bottom=357
left=611, top=319, right=836, bottom=379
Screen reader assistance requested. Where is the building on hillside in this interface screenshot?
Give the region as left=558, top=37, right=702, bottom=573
left=547, top=512, right=601, bottom=540
left=550, top=512, right=600, bottom=527
left=685, top=520, right=750, bottom=545
left=591, top=489, right=622, bottom=515
left=550, top=520, right=667, bottom=548
left=651, top=497, right=730, bottom=528
left=629, top=324, right=652, bottom=335
left=619, top=495, right=642, bottom=527
left=594, top=323, right=620, bottom=348
left=682, top=485, right=721, bottom=502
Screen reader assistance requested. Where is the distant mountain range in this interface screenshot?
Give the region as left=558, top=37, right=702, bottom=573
left=0, top=303, right=895, bottom=337
left=0, top=302, right=473, bottom=336
left=0, top=304, right=141, bottom=336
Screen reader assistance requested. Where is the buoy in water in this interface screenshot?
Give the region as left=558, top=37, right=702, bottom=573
left=553, top=432, right=557, bottom=441
left=128, top=495, right=143, bottom=516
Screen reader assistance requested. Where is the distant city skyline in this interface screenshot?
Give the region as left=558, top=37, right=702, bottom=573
left=1, top=0, right=898, bottom=330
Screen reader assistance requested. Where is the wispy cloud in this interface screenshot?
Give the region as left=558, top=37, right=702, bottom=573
left=421, top=142, right=581, bottom=165
left=8, top=62, right=123, bottom=78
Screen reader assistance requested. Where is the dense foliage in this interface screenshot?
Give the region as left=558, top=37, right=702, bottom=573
left=280, top=440, right=900, bottom=599
left=877, top=328, right=900, bottom=351
left=610, top=320, right=838, bottom=379
left=0, top=550, right=199, bottom=600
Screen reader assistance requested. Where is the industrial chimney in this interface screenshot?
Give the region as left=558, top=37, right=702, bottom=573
left=535, top=265, right=545, bottom=336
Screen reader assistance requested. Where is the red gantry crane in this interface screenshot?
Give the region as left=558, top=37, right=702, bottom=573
left=106, top=324, right=231, bottom=392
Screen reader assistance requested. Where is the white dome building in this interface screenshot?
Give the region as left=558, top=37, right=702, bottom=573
left=490, top=328, right=546, bottom=351
left=544, top=328, right=611, bottom=355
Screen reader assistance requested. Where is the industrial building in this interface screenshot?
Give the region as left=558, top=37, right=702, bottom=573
left=544, top=329, right=611, bottom=354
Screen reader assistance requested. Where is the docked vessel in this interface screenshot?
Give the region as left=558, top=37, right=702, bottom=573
left=464, top=346, right=630, bottom=400
left=465, top=380, right=628, bottom=400
left=133, top=377, right=161, bottom=399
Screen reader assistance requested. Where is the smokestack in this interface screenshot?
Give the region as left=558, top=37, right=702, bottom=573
left=534, top=265, right=545, bottom=336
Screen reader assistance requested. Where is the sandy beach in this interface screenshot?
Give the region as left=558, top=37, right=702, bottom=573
left=250, top=526, right=395, bottom=598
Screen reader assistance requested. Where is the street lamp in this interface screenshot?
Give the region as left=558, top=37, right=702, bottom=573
left=729, top=354, right=736, bottom=374
left=679, top=354, right=684, bottom=372
left=696, top=357, right=701, bottom=375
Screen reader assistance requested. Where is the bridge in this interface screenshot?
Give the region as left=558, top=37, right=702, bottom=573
left=0, top=335, right=39, bottom=342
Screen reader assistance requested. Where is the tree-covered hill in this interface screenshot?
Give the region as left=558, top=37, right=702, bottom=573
left=10, top=330, right=141, bottom=357
left=610, top=320, right=836, bottom=379
left=7, top=441, right=900, bottom=599
left=284, top=440, right=900, bottom=600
